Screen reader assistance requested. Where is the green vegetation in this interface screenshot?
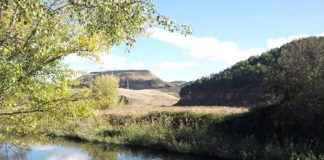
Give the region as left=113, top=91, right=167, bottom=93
left=51, top=107, right=324, bottom=160
left=0, top=73, right=121, bottom=136
left=175, top=37, right=324, bottom=159
left=1, top=1, right=323, bottom=160
left=52, top=37, right=324, bottom=159
left=0, top=0, right=190, bottom=135
left=266, top=37, right=324, bottom=107
left=179, top=37, right=324, bottom=107
left=90, top=75, right=120, bottom=109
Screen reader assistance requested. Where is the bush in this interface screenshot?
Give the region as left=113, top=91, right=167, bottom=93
left=90, top=75, right=120, bottom=109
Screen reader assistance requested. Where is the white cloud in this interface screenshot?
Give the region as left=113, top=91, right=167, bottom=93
left=150, top=28, right=263, bottom=65
left=63, top=53, right=146, bottom=73
left=63, top=30, right=324, bottom=81
left=266, top=33, right=324, bottom=49
left=150, top=28, right=324, bottom=65
left=155, top=61, right=195, bottom=70
left=150, top=61, right=196, bottom=81
left=98, top=54, right=146, bottom=70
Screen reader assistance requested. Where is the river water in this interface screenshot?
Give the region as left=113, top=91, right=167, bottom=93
left=0, top=140, right=213, bottom=160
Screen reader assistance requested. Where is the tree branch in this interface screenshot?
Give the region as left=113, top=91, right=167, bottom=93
left=0, top=109, right=45, bottom=116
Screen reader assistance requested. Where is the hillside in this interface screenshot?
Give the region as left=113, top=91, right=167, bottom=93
left=177, top=37, right=324, bottom=107
left=79, top=70, right=172, bottom=90
left=169, top=81, right=187, bottom=87
left=118, top=88, right=179, bottom=106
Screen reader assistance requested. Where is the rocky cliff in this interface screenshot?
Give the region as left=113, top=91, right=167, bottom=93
left=79, top=70, right=172, bottom=90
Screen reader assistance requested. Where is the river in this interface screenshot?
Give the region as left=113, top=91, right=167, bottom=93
left=0, top=139, right=213, bottom=160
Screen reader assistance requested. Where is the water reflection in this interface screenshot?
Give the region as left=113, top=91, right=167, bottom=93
left=27, top=145, right=91, bottom=160
left=0, top=143, right=90, bottom=160
left=0, top=141, right=212, bottom=160
left=0, top=143, right=28, bottom=160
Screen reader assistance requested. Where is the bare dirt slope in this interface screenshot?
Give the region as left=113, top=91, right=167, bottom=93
left=118, top=88, right=179, bottom=106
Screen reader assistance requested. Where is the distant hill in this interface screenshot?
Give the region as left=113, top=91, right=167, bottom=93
left=170, top=81, right=187, bottom=87
left=177, top=37, right=324, bottom=107
left=79, top=70, right=173, bottom=90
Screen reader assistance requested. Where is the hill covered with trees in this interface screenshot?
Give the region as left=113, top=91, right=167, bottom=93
left=177, top=37, right=324, bottom=107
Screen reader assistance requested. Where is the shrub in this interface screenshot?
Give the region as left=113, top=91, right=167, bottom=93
left=90, top=75, right=120, bottom=109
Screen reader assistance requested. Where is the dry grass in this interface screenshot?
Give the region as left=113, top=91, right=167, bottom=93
left=99, top=105, right=249, bottom=117
left=102, top=88, right=248, bottom=117
left=118, top=88, right=179, bottom=106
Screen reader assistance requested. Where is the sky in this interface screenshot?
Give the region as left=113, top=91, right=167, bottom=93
left=63, top=0, right=324, bottom=82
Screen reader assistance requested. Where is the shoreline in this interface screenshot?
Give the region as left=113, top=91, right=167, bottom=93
left=47, top=105, right=324, bottom=160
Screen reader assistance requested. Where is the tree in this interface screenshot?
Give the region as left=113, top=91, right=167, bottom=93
left=178, top=37, right=324, bottom=107
left=0, top=0, right=191, bottom=135
left=266, top=37, right=324, bottom=106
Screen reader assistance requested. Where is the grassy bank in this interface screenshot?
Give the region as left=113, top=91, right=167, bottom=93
left=50, top=105, right=324, bottom=160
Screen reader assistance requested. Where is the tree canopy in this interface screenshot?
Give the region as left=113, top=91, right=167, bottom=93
left=0, top=0, right=190, bottom=135
left=179, top=37, right=324, bottom=107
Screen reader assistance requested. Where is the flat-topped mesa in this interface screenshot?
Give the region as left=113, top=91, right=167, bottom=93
left=80, top=70, right=172, bottom=90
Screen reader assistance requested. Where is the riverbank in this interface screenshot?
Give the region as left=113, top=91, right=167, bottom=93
left=50, top=105, right=324, bottom=160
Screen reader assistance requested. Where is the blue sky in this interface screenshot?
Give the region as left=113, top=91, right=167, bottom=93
left=64, top=0, right=324, bottom=81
